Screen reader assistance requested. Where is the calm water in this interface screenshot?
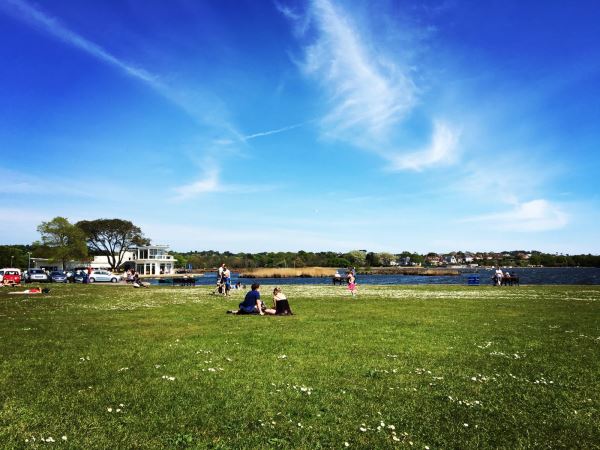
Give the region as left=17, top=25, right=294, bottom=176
left=148, top=267, right=600, bottom=286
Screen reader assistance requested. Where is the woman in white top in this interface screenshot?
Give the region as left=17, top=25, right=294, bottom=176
left=272, top=287, right=293, bottom=315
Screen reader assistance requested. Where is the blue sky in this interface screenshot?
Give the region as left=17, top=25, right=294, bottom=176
left=1, top=0, right=599, bottom=253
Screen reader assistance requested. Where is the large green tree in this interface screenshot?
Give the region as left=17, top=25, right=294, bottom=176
left=76, top=219, right=149, bottom=271
left=36, top=217, right=88, bottom=270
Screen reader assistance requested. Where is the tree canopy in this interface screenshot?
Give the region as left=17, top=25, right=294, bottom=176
left=36, top=217, right=88, bottom=270
left=76, top=219, right=149, bottom=270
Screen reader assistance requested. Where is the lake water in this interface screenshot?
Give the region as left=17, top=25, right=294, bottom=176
left=148, top=267, right=600, bottom=286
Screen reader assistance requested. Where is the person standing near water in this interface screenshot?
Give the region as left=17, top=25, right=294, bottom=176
left=347, top=271, right=357, bottom=296
left=223, top=266, right=231, bottom=296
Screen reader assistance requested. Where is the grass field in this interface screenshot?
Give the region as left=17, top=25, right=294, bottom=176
left=1, top=284, right=598, bottom=449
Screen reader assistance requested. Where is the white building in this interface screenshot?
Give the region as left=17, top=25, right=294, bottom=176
left=124, top=245, right=175, bottom=275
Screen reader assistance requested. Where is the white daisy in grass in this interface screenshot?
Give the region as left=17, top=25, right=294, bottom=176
left=277, top=355, right=287, bottom=359
left=107, top=407, right=113, bottom=412
left=344, top=442, right=350, bottom=447
left=62, top=436, right=67, bottom=441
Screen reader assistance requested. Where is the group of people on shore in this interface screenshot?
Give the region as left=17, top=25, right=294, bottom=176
left=493, top=267, right=516, bottom=286
left=215, top=264, right=232, bottom=296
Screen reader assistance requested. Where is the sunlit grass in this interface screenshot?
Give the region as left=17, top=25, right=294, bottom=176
left=1, top=284, right=598, bottom=449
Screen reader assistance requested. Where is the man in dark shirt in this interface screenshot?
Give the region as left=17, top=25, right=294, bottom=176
left=237, top=283, right=263, bottom=315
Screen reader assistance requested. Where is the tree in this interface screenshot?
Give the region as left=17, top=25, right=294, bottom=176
left=76, top=219, right=149, bottom=271
left=345, top=250, right=367, bottom=267
left=0, top=245, right=32, bottom=268
left=37, top=217, right=88, bottom=270
left=377, top=252, right=396, bottom=266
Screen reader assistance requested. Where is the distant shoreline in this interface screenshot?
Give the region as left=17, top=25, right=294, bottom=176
left=237, top=267, right=461, bottom=278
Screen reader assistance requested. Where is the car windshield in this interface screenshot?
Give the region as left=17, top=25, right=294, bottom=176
left=51, top=271, right=64, bottom=276
left=30, top=269, right=44, bottom=274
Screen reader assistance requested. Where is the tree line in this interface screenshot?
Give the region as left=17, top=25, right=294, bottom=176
left=170, top=250, right=600, bottom=269
left=1, top=216, right=599, bottom=269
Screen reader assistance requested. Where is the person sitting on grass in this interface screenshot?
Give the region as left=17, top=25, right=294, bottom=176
left=272, top=287, right=293, bottom=315
left=228, top=283, right=275, bottom=315
left=132, top=272, right=149, bottom=288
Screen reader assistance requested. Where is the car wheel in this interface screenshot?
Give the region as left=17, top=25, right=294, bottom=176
left=89, top=278, right=95, bottom=283
left=111, top=278, right=117, bottom=283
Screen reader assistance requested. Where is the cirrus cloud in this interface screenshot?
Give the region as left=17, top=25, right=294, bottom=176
left=461, top=199, right=568, bottom=232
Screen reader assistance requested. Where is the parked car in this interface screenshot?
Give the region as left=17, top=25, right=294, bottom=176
left=88, top=270, right=120, bottom=283
left=69, top=270, right=87, bottom=283
left=50, top=270, right=68, bottom=283
left=0, top=268, right=22, bottom=285
left=26, top=268, right=49, bottom=283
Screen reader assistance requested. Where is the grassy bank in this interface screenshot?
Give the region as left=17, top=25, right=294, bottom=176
left=1, top=284, right=598, bottom=449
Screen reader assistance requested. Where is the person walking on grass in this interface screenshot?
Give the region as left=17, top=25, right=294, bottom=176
left=347, top=271, right=357, bottom=297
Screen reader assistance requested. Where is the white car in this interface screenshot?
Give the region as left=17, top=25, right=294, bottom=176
left=26, top=268, right=49, bottom=282
left=88, top=270, right=120, bottom=283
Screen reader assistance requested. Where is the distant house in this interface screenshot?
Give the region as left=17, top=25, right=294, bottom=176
left=444, top=255, right=457, bottom=265
left=398, top=257, right=411, bottom=266
left=425, top=255, right=441, bottom=266
left=464, top=253, right=474, bottom=263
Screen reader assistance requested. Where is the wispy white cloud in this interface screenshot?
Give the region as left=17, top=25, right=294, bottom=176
left=3, top=0, right=159, bottom=86
left=274, top=1, right=302, bottom=21
left=2, top=0, right=240, bottom=136
left=280, top=0, right=461, bottom=171
left=243, top=121, right=306, bottom=141
left=171, top=159, right=277, bottom=201
left=0, top=167, right=127, bottom=199
left=171, top=162, right=223, bottom=201
left=387, top=121, right=460, bottom=171
left=461, top=199, right=568, bottom=232
left=301, top=0, right=416, bottom=144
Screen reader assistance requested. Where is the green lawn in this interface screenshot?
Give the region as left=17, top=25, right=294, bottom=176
left=1, top=284, right=598, bottom=449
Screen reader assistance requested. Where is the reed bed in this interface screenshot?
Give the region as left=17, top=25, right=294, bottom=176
left=239, top=267, right=338, bottom=278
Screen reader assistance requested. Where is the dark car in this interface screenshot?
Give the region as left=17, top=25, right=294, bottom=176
left=50, top=271, right=68, bottom=283
left=70, top=270, right=88, bottom=283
